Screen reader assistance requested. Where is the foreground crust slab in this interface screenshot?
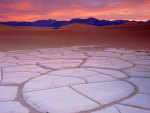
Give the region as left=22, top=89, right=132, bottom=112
left=0, top=45, right=149, bottom=113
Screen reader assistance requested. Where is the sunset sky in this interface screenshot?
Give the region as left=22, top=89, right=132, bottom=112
left=0, top=0, right=150, bottom=21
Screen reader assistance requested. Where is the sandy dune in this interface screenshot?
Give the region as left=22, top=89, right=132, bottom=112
left=0, top=22, right=150, bottom=51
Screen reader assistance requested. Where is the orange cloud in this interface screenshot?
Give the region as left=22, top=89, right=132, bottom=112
left=9, top=3, right=33, bottom=11
left=6, top=14, right=42, bottom=21
left=0, top=0, right=150, bottom=21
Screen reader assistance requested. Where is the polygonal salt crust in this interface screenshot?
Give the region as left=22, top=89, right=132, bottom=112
left=38, top=62, right=81, bottom=69
left=63, top=52, right=87, bottom=58
left=7, top=50, right=41, bottom=56
left=38, top=52, right=86, bottom=59
left=72, top=81, right=134, bottom=105
left=84, top=74, right=117, bottom=83
left=23, top=87, right=99, bottom=113
left=7, top=53, right=41, bottom=60
left=4, top=59, right=40, bottom=65
left=22, top=67, right=130, bottom=93
left=48, top=68, right=99, bottom=78
left=71, top=45, right=103, bottom=50
left=121, top=94, right=150, bottom=109
left=124, top=66, right=150, bottom=77
left=32, top=53, right=61, bottom=59
left=0, top=101, right=29, bottom=113
left=0, top=62, right=17, bottom=68
left=81, top=57, right=133, bottom=69
left=130, top=60, right=150, bottom=65
left=104, top=48, right=133, bottom=54
left=23, top=75, right=85, bottom=92
left=3, top=65, right=49, bottom=73
left=86, top=68, right=128, bottom=79
left=86, top=51, right=121, bottom=57
left=119, top=54, right=145, bottom=60
left=38, top=59, right=83, bottom=69
left=2, top=72, right=40, bottom=84
left=144, top=56, right=150, bottom=60
left=22, top=67, right=135, bottom=113
left=38, top=59, right=83, bottom=64
left=17, top=56, right=42, bottom=60
left=0, top=68, right=1, bottom=82
left=1, top=46, right=150, bottom=113
left=128, top=77, right=150, bottom=94
left=92, top=106, right=120, bottom=113
left=37, top=48, right=61, bottom=53
left=0, top=54, right=8, bottom=63
left=116, top=104, right=150, bottom=113
left=26, top=52, right=42, bottom=56
left=133, top=51, right=147, bottom=56
left=0, top=86, right=18, bottom=101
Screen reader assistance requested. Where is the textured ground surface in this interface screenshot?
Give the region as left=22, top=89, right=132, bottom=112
left=0, top=45, right=150, bottom=113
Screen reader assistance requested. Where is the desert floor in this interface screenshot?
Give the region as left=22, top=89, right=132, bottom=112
left=0, top=45, right=150, bottom=113
left=0, top=23, right=150, bottom=113
left=0, top=22, right=150, bottom=51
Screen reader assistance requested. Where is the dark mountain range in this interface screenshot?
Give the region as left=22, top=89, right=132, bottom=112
left=0, top=17, right=148, bottom=27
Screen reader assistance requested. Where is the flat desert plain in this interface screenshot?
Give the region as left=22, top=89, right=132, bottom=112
left=0, top=22, right=150, bottom=51
left=0, top=23, right=150, bottom=113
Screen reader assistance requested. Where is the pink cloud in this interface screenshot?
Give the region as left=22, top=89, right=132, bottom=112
left=0, top=0, right=149, bottom=21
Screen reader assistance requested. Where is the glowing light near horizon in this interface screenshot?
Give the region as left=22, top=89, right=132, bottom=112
left=0, top=0, right=150, bottom=21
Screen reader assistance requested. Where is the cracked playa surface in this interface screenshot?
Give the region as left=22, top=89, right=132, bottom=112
left=0, top=45, right=150, bottom=113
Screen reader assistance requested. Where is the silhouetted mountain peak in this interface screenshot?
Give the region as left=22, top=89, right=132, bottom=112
left=87, top=17, right=99, bottom=21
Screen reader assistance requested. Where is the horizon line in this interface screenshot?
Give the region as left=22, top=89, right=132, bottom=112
left=0, top=17, right=149, bottom=22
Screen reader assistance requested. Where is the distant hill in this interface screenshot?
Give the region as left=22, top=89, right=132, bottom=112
left=0, top=17, right=149, bottom=27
